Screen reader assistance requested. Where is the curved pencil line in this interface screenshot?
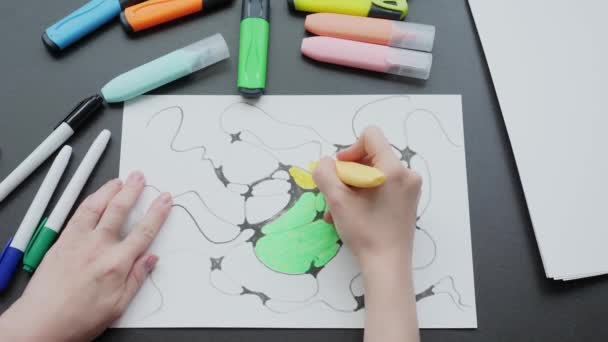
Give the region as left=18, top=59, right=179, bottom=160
left=404, top=108, right=463, bottom=148
left=411, top=153, right=432, bottom=219
left=219, top=101, right=334, bottom=146
left=351, top=95, right=412, bottom=139
left=434, top=276, right=469, bottom=311
left=413, top=226, right=437, bottom=270
left=146, top=106, right=220, bottom=168
left=145, top=185, right=239, bottom=226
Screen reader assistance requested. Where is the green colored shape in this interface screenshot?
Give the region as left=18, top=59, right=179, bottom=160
left=256, top=220, right=340, bottom=275
left=315, top=193, right=326, bottom=212
left=262, top=192, right=317, bottom=235
left=255, top=192, right=340, bottom=275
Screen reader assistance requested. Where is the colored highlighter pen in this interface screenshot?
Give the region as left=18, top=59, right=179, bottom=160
left=238, top=0, right=270, bottom=98
left=101, top=33, right=230, bottom=103
left=288, top=0, right=408, bottom=21
left=310, top=161, right=386, bottom=188
left=43, top=0, right=144, bottom=52
left=305, top=13, right=435, bottom=52
left=121, top=0, right=233, bottom=33
left=301, top=36, right=432, bottom=80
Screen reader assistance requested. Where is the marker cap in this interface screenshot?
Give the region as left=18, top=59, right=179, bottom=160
left=0, top=238, right=24, bottom=292
left=23, top=218, right=58, bottom=273
left=183, top=33, right=230, bottom=73
left=390, top=22, right=435, bottom=52
left=386, top=48, right=432, bottom=80
left=60, top=95, right=105, bottom=131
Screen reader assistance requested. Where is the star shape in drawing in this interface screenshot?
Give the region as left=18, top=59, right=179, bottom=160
left=401, top=146, right=417, bottom=165
left=210, top=257, right=224, bottom=271
left=230, top=132, right=242, bottom=143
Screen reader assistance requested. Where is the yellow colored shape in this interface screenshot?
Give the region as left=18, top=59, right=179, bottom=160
left=309, top=161, right=386, bottom=188
left=289, top=167, right=318, bottom=190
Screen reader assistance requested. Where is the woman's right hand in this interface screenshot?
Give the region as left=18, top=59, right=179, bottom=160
left=313, top=126, right=422, bottom=342
left=313, top=126, right=422, bottom=267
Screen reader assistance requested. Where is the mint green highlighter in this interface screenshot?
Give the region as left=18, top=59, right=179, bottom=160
left=101, top=33, right=230, bottom=103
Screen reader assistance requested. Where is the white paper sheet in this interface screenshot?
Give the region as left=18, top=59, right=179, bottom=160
left=116, top=95, right=477, bottom=328
left=468, top=1, right=608, bottom=280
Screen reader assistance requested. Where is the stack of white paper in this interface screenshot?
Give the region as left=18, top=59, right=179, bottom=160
left=468, top=0, right=608, bottom=280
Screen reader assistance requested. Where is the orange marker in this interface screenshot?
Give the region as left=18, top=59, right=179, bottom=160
left=121, top=0, right=233, bottom=33
left=305, top=13, right=435, bottom=52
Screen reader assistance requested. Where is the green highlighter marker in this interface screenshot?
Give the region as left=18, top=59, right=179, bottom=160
left=238, top=0, right=270, bottom=98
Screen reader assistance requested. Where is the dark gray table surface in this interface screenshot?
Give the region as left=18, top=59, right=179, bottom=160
left=0, top=0, right=606, bottom=341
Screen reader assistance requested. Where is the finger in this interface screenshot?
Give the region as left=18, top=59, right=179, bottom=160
left=313, top=157, right=349, bottom=203
left=120, top=193, right=172, bottom=262
left=64, top=179, right=123, bottom=235
left=337, top=126, right=398, bottom=169
left=96, top=171, right=146, bottom=237
left=323, top=211, right=334, bottom=224
left=116, top=254, right=158, bottom=315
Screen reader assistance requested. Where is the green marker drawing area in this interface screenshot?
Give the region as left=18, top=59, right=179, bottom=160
left=255, top=192, right=341, bottom=275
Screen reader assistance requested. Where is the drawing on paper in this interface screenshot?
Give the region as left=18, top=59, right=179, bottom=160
left=117, top=95, right=477, bottom=329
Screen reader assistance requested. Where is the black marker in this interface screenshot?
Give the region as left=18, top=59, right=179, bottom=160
left=0, top=95, right=104, bottom=202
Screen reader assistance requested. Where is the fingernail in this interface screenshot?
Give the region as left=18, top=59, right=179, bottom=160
left=159, top=192, right=172, bottom=205
left=128, top=171, right=145, bottom=184
left=112, top=178, right=123, bottom=187
left=145, top=255, right=158, bottom=273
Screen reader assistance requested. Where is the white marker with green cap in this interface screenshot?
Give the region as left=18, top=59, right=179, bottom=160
left=23, top=130, right=111, bottom=272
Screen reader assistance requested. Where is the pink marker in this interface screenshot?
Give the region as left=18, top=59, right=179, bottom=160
left=301, top=36, right=432, bottom=80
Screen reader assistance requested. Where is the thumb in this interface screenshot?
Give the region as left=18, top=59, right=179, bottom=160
left=117, top=254, right=158, bottom=313
left=313, top=157, right=348, bottom=202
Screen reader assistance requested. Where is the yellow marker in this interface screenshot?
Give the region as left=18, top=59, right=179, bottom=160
left=309, top=161, right=385, bottom=188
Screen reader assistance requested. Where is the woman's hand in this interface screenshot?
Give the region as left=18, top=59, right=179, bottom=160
left=313, top=126, right=421, bottom=342
left=313, top=126, right=421, bottom=266
left=0, top=172, right=172, bottom=342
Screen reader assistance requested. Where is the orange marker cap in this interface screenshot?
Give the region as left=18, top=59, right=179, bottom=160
left=121, top=0, right=232, bottom=33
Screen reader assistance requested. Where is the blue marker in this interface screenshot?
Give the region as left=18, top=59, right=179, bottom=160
left=0, top=147, right=71, bottom=291
left=43, top=0, right=144, bottom=52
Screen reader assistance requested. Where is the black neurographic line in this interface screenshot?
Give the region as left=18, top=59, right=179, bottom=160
left=139, top=272, right=165, bottom=321
left=208, top=253, right=357, bottom=315
left=145, top=185, right=244, bottom=244
left=146, top=106, right=220, bottom=169
left=403, top=108, right=463, bottom=148
left=219, top=101, right=335, bottom=146
left=349, top=273, right=363, bottom=298
left=411, top=153, right=432, bottom=220
left=217, top=101, right=332, bottom=164
left=351, top=95, right=412, bottom=139
left=433, top=276, right=469, bottom=311
left=242, top=130, right=324, bottom=162
left=413, top=226, right=437, bottom=271
left=145, top=185, right=238, bottom=226
left=173, top=204, right=243, bottom=245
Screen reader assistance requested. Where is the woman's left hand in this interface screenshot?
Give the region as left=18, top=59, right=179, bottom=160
left=0, top=171, right=172, bottom=342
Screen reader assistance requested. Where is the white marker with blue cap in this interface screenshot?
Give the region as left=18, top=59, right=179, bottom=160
left=0, top=145, right=72, bottom=291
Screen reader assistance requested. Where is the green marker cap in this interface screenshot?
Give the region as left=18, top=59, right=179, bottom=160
left=237, top=0, right=270, bottom=98
left=23, top=218, right=59, bottom=273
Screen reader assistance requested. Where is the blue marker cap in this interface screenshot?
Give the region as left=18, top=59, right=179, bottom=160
left=0, top=237, right=24, bottom=292
left=43, top=0, right=143, bottom=52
